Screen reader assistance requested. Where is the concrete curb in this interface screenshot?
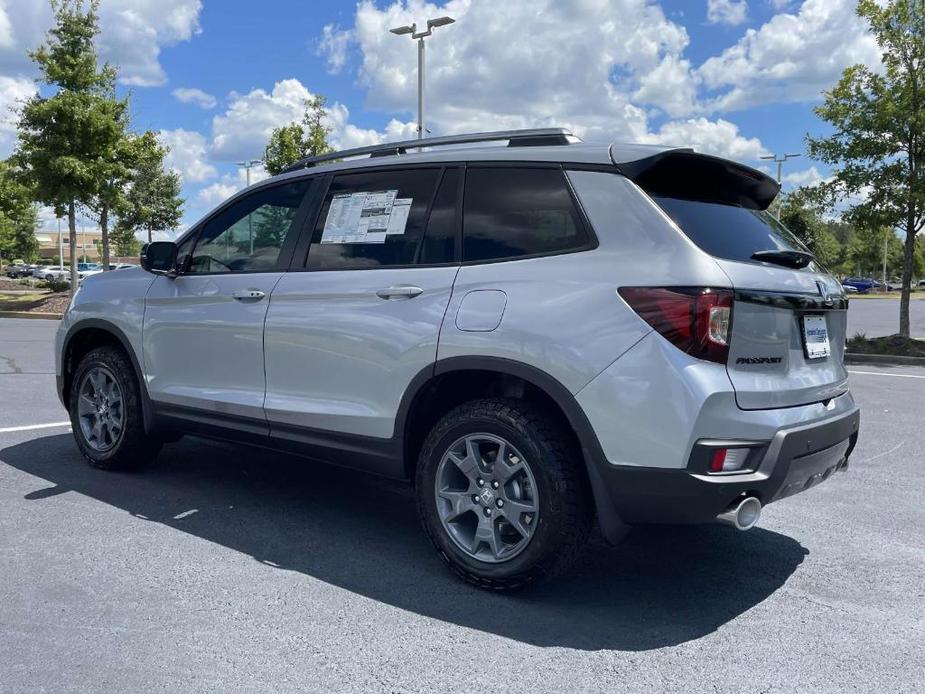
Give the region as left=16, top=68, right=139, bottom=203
left=0, top=311, right=63, bottom=320
left=845, top=352, right=925, bottom=367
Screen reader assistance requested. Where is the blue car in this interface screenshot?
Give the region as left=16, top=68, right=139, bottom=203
left=842, top=277, right=878, bottom=293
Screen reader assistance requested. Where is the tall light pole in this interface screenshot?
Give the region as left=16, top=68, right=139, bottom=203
left=237, top=159, right=262, bottom=254
left=760, top=152, right=801, bottom=220
left=390, top=16, right=455, bottom=140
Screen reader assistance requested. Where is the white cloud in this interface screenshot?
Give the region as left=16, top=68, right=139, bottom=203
left=707, top=0, right=749, bottom=27
left=0, top=2, right=14, bottom=49
left=172, top=87, right=216, bottom=109
left=641, top=117, right=769, bottom=160
left=325, top=0, right=700, bottom=137
left=0, top=0, right=201, bottom=87
left=211, top=79, right=311, bottom=162
left=195, top=166, right=268, bottom=209
left=158, top=128, right=217, bottom=183
left=197, top=180, right=240, bottom=208
left=698, top=0, right=881, bottom=112
left=0, top=74, right=35, bottom=157
left=210, top=77, right=419, bottom=162
left=319, top=24, right=352, bottom=74
left=783, top=165, right=824, bottom=188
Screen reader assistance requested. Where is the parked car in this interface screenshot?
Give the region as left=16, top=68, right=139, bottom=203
left=5, top=264, right=37, bottom=279
left=55, top=128, right=860, bottom=589
left=841, top=284, right=859, bottom=294
left=34, top=265, right=70, bottom=282
left=107, top=263, right=137, bottom=271
left=841, top=277, right=878, bottom=293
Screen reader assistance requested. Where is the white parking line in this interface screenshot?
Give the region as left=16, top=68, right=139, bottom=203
left=848, top=370, right=925, bottom=380
left=0, top=421, right=71, bottom=434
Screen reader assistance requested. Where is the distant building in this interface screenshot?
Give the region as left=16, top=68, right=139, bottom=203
left=35, top=228, right=103, bottom=260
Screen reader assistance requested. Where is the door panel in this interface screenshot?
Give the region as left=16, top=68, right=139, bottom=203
left=143, top=273, right=283, bottom=421
left=142, top=178, right=314, bottom=425
left=263, top=266, right=458, bottom=440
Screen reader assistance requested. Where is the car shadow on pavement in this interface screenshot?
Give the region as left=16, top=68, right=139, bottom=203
left=1, top=434, right=808, bottom=652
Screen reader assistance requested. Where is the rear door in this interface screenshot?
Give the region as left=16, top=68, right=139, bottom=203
left=263, top=166, right=460, bottom=469
left=143, top=178, right=313, bottom=427
left=653, top=193, right=849, bottom=410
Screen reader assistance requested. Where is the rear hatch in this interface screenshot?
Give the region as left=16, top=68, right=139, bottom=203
left=621, top=150, right=849, bottom=410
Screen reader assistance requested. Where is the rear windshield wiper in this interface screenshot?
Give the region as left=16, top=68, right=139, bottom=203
left=750, top=249, right=815, bottom=269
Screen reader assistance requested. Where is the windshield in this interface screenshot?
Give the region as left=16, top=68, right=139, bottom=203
left=653, top=196, right=815, bottom=269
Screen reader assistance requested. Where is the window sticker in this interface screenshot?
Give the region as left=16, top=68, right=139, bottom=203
left=386, top=199, right=412, bottom=235
left=321, top=190, right=412, bottom=244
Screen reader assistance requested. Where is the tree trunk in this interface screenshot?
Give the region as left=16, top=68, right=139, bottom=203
left=101, top=205, right=110, bottom=270
left=68, top=201, right=78, bottom=297
left=899, top=219, right=916, bottom=338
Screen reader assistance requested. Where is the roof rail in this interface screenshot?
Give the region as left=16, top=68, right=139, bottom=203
left=278, top=128, right=581, bottom=175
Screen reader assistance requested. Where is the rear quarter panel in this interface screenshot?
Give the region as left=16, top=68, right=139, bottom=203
left=437, top=171, right=733, bottom=393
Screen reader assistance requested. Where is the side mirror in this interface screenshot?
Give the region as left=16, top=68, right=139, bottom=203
left=140, top=241, right=178, bottom=276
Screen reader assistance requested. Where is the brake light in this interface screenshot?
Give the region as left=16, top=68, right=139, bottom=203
left=618, top=287, right=733, bottom=364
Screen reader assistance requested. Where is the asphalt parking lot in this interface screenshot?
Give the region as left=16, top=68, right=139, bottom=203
left=847, top=296, right=925, bottom=337
left=1, top=317, right=923, bottom=693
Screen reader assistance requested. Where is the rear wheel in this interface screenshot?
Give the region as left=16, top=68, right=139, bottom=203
left=416, top=398, right=593, bottom=590
left=69, top=346, right=161, bottom=470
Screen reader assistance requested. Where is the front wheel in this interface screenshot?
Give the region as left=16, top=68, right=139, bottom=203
left=69, top=346, right=161, bottom=470
left=416, top=398, right=593, bottom=590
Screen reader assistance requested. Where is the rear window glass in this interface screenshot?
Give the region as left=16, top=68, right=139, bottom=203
left=463, top=167, right=589, bottom=262
left=653, top=196, right=811, bottom=266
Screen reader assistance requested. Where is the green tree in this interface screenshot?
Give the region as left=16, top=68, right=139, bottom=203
left=14, top=0, right=123, bottom=293
left=780, top=189, right=844, bottom=270
left=0, top=160, right=40, bottom=266
left=263, top=95, right=333, bottom=175
left=115, top=131, right=184, bottom=245
left=807, top=0, right=925, bottom=336
left=91, top=94, right=133, bottom=269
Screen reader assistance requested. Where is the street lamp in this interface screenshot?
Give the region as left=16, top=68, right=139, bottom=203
left=760, top=152, right=801, bottom=220
left=236, top=159, right=262, bottom=253
left=236, top=159, right=262, bottom=187
left=390, top=16, right=456, bottom=140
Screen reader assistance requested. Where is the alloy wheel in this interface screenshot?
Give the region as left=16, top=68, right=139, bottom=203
left=434, top=433, right=539, bottom=563
left=77, top=366, right=125, bottom=453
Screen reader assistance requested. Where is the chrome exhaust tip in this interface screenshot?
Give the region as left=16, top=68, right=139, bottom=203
left=716, top=496, right=762, bottom=531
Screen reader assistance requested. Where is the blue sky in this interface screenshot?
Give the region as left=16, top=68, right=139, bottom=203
left=0, top=0, right=882, bottom=232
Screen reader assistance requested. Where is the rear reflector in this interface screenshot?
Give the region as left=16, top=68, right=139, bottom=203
left=708, top=447, right=750, bottom=473
left=618, top=287, right=733, bottom=364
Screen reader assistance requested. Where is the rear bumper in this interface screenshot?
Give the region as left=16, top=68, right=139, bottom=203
left=589, top=405, right=859, bottom=528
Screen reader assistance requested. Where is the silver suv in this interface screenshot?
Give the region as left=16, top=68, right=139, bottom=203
left=55, top=129, right=860, bottom=589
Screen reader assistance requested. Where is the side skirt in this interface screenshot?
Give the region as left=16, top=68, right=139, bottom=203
left=153, top=403, right=406, bottom=480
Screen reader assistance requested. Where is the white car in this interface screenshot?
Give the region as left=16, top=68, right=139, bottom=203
left=33, top=265, right=70, bottom=282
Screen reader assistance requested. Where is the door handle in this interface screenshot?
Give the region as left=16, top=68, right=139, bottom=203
left=231, top=289, right=266, bottom=301
left=376, top=285, right=424, bottom=300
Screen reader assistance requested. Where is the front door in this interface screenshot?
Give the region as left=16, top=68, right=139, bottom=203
left=143, top=178, right=314, bottom=433
left=263, top=166, right=461, bottom=473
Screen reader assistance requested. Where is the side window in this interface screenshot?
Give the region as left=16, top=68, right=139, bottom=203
left=306, top=168, right=440, bottom=270
left=463, top=167, right=589, bottom=262
left=419, top=167, right=460, bottom=265
left=188, top=179, right=311, bottom=274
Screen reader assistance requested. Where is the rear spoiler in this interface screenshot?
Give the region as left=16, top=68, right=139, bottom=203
left=613, top=149, right=780, bottom=211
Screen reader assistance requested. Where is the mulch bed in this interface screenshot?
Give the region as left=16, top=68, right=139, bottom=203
left=1, top=292, right=70, bottom=314
left=847, top=334, right=925, bottom=357
left=0, top=278, right=33, bottom=291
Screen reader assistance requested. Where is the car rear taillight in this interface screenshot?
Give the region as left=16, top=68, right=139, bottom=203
left=618, top=287, right=733, bottom=364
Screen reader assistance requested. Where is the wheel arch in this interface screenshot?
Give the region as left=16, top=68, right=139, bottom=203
left=61, top=319, right=157, bottom=435
left=397, top=356, right=627, bottom=543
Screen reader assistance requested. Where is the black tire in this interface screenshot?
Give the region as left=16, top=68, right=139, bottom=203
left=68, top=345, right=161, bottom=470
left=416, top=397, right=593, bottom=590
